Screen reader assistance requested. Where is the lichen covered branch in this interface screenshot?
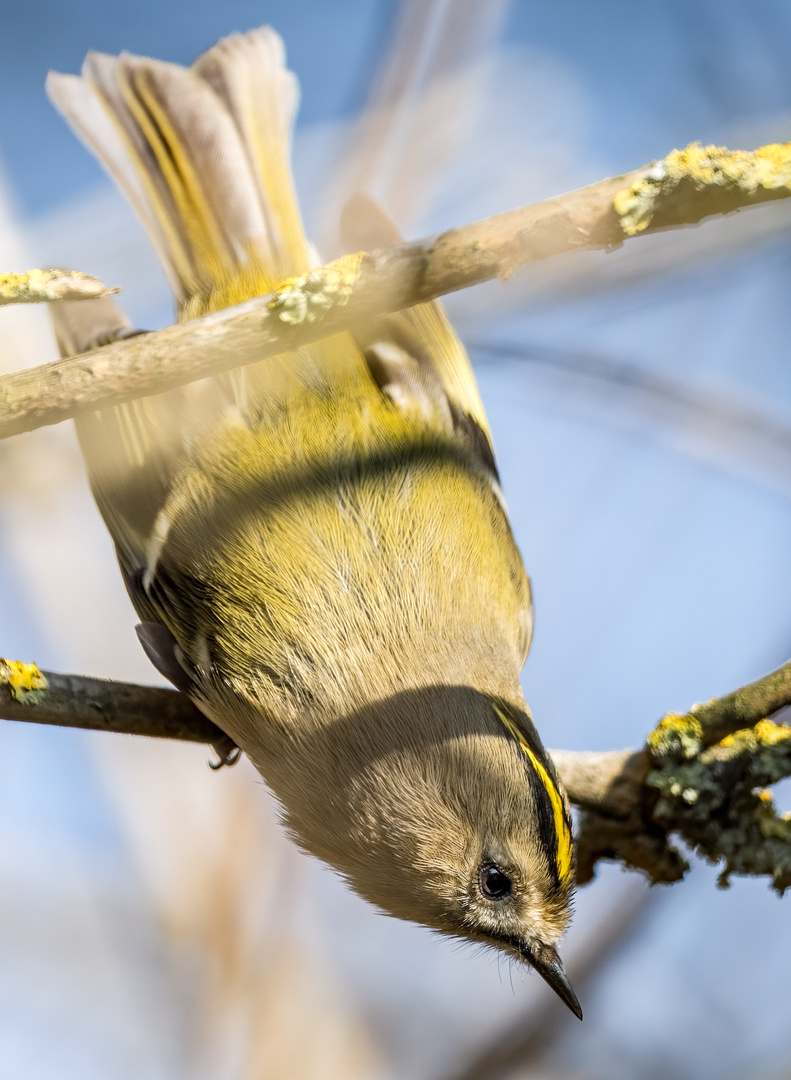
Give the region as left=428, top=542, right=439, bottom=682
left=614, top=142, right=791, bottom=235
left=0, top=268, right=119, bottom=306
left=559, top=659, right=791, bottom=894
left=2, top=140, right=790, bottom=440
left=650, top=657, right=791, bottom=751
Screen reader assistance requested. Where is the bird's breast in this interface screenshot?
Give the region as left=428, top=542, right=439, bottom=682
left=148, top=384, right=532, bottom=723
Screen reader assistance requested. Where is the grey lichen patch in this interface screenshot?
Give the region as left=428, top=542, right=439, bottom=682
left=577, top=700, right=791, bottom=892
left=614, top=141, right=791, bottom=236
left=269, top=252, right=365, bottom=325
left=434, top=239, right=486, bottom=277
left=648, top=718, right=791, bottom=894
left=0, top=658, right=48, bottom=704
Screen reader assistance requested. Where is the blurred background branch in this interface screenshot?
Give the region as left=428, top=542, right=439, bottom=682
left=436, top=881, right=653, bottom=1080
left=471, top=339, right=791, bottom=499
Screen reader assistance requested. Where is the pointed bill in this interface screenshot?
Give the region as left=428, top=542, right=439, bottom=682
left=522, top=942, right=582, bottom=1020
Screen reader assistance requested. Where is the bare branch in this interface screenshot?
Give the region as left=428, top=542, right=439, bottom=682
left=0, top=268, right=119, bottom=306
left=549, top=748, right=650, bottom=817
left=1, top=141, right=790, bottom=440
left=0, top=659, right=236, bottom=762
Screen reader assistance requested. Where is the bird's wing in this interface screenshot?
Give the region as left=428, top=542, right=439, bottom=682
left=341, top=191, right=498, bottom=482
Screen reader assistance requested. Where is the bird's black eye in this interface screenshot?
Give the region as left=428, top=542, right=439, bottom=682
left=478, top=863, right=513, bottom=900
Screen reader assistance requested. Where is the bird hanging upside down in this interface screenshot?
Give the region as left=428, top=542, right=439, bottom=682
left=46, top=26, right=580, bottom=1018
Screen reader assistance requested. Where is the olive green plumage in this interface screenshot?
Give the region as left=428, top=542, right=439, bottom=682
left=47, top=26, right=580, bottom=1016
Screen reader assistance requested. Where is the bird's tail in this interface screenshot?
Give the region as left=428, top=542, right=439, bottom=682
left=47, top=27, right=311, bottom=319
left=46, top=29, right=337, bottom=591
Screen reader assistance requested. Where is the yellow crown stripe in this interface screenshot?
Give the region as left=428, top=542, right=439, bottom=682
left=494, top=707, right=573, bottom=885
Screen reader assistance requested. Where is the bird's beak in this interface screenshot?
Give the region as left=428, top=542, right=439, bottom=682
left=521, top=941, right=582, bottom=1020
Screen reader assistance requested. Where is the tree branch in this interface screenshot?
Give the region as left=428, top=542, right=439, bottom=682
left=0, top=268, right=118, bottom=306
left=2, top=141, right=790, bottom=439
left=555, top=660, right=791, bottom=893
left=0, top=659, right=236, bottom=763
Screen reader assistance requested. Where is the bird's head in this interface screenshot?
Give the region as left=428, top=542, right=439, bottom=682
left=267, top=684, right=580, bottom=1018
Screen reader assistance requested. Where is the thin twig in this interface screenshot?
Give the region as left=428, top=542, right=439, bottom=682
left=1, top=141, right=790, bottom=439
left=669, top=658, right=791, bottom=747
left=0, top=268, right=118, bottom=306
left=0, top=660, right=234, bottom=759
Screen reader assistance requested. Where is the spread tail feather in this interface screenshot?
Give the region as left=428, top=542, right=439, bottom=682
left=46, top=27, right=310, bottom=315
left=46, top=29, right=323, bottom=588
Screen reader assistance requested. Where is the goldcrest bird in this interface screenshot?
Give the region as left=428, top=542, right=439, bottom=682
left=46, top=27, right=580, bottom=1017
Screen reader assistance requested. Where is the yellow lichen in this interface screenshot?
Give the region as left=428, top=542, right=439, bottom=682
left=0, top=269, right=48, bottom=303
left=614, top=141, right=791, bottom=236
left=663, top=142, right=791, bottom=190
left=753, top=718, right=791, bottom=746
left=0, top=658, right=48, bottom=702
left=0, top=268, right=118, bottom=306
left=613, top=164, right=668, bottom=236
left=647, top=710, right=704, bottom=761
left=269, top=252, right=366, bottom=325
left=718, top=718, right=791, bottom=749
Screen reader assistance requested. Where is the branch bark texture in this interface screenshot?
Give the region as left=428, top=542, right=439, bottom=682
left=0, top=659, right=235, bottom=762
left=1, top=141, right=790, bottom=439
